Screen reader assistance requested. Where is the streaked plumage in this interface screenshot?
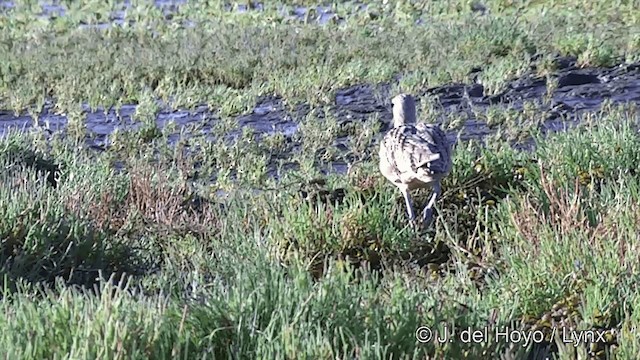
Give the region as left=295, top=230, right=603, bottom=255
left=379, top=93, right=452, bottom=227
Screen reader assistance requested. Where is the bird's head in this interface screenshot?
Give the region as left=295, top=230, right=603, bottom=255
left=391, top=93, right=417, bottom=127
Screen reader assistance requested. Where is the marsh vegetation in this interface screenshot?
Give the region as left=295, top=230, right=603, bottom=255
left=1, top=0, right=640, bottom=358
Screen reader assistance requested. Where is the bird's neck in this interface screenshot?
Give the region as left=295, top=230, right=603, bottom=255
left=393, top=110, right=417, bottom=128
left=394, top=118, right=416, bottom=127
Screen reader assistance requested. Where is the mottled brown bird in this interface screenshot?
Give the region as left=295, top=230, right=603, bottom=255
left=379, top=93, right=452, bottom=227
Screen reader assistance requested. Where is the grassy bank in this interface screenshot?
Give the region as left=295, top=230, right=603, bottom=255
left=1, top=0, right=638, bottom=116
left=2, top=103, right=640, bottom=358
left=1, top=0, right=640, bottom=359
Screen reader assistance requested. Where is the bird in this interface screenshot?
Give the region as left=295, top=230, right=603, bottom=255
left=379, top=93, right=453, bottom=228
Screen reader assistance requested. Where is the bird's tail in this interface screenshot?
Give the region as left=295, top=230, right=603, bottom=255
left=416, top=153, right=441, bottom=168
left=415, top=153, right=449, bottom=182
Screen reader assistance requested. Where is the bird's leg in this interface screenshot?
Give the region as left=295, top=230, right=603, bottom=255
left=421, top=183, right=441, bottom=226
left=400, top=186, right=417, bottom=228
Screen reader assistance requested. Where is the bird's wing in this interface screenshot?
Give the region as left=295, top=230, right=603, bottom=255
left=381, top=124, right=451, bottom=176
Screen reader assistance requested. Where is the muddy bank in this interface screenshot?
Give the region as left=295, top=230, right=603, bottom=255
left=1, top=57, right=640, bottom=175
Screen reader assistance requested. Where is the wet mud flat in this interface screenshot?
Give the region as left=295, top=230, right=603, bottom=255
left=1, top=56, right=640, bottom=177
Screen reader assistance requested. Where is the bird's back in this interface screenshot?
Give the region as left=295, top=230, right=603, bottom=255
left=379, top=123, right=452, bottom=186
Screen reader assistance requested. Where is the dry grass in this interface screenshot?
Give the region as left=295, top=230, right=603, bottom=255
left=63, top=163, right=219, bottom=236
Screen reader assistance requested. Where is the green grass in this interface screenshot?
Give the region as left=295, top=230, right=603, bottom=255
left=1, top=0, right=640, bottom=359
left=2, top=104, right=640, bottom=359
left=1, top=0, right=639, bottom=115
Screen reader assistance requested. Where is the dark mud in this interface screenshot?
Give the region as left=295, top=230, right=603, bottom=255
left=2, top=56, right=640, bottom=176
